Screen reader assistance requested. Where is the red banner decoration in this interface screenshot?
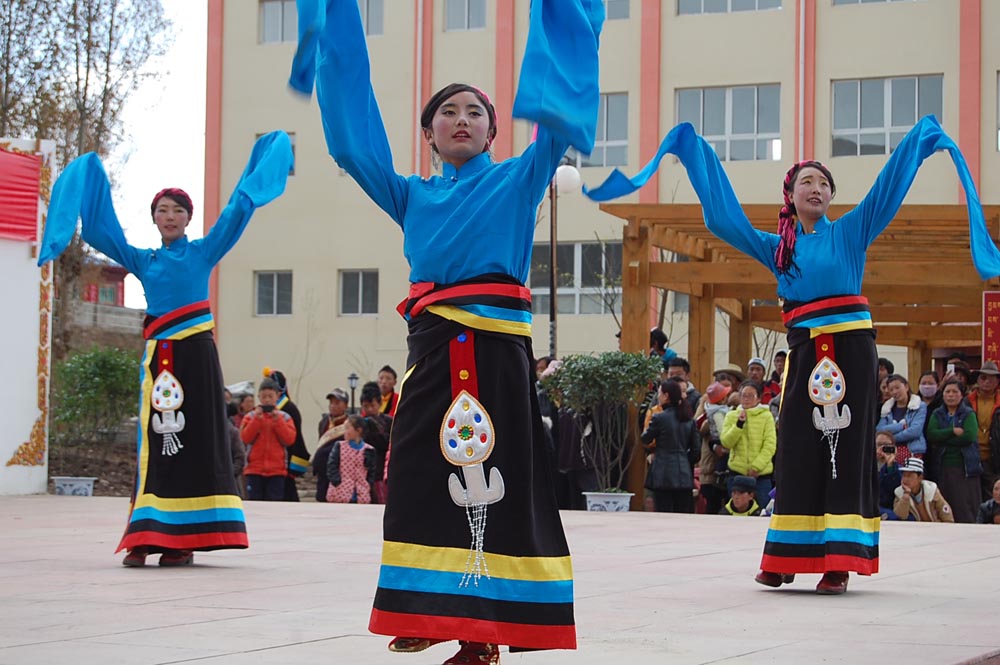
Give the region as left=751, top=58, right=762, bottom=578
left=983, top=291, right=1000, bottom=363
left=0, top=148, right=42, bottom=242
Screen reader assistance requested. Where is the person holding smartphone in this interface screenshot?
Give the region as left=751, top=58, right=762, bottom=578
left=876, top=432, right=901, bottom=519
left=240, top=378, right=297, bottom=501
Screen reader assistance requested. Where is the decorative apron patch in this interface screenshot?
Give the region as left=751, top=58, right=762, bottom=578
left=151, top=340, right=186, bottom=456
left=809, top=349, right=850, bottom=480
left=441, top=330, right=505, bottom=587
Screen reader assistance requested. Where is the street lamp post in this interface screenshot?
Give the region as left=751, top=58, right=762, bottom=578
left=548, top=162, right=582, bottom=361
left=347, top=372, right=359, bottom=414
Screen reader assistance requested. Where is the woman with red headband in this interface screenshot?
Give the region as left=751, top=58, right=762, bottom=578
left=38, top=132, right=293, bottom=567
left=586, top=116, right=1000, bottom=594
left=290, top=0, right=602, bottom=661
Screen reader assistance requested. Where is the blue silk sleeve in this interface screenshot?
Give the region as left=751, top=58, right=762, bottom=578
left=37, top=153, right=148, bottom=276
left=198, top=130, right=294, bottom=265
left=288, top=0, right=408, bottom=225
left=511, top=0, right=604, bottom=155
left=838, top=115, right=1000, bottom=280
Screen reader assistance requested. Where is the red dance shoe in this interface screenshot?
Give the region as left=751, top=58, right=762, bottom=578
left=816, top=571, right=849, bottom=595
left=387, top=637, right=447, bottom=653
left=443, top=641, right=500, bottom=665
left=122, top=547, right=148, bottom=567
left=158, top=550, right=194, bottom=567
left=754, top=571, right=795, bottom=587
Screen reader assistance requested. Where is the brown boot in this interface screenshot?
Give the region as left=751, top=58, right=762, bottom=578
left=387, top=637, right=446, bottom=653
left=122, top=547, right=148, bottom=567
left=443, top=641, right=500, bottom=664
left=754, top=570, right=795, bottom=587
left=816, top=571, right=849, bottom=595
left=158, top=550, right=193, bottom=566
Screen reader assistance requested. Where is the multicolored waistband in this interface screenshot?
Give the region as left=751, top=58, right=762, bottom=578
left=143, top=301, right=215, bottom=340
left=397, top=276, right=532, bottom=337
left=782, top=295, right=871, bottom=337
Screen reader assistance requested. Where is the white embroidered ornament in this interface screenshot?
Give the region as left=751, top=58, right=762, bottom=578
left=809, top=356, right=851, bottom=479
left=440, top=390, right=504, bottom=586
left=151, top=369, right=186, bottom=456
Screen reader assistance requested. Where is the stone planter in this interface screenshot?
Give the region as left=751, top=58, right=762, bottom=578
left=52, top=476, right=97, bottom=496
left=582, top=491, right=634, bottom=512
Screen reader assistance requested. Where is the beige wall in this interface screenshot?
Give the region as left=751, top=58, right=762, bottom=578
left=214, top=1, right=999, bottom=443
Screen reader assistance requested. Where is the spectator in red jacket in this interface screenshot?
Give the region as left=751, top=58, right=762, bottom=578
left=240, top=378, right=297, bottom=500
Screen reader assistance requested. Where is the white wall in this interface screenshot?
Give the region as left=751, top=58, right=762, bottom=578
left=0, top=138, right=54, bottom=495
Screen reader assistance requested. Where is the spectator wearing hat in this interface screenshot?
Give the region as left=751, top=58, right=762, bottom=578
left=762, top=350, right=786, bottom=406
left=720, top=475, right=763, bottom=516
left=746, top=357, right=774, bottom=407
left=720, top=380, right=776, bottom=501
left=264, top=368, right=310, bottom=501
left=927, top=379, right=982, bottom=522
left=967, top=362, right=1000, bottom=501
left=312, top=387, right=350, bottom=502
left=241, top=378, right=298, bottom=501
left=695, top=380, right=735, bottom=515
left=893, top=457, right=954, bottom=522
left=876, top=374, right=927, bottom=460
left=976, top=478, right=1000, bottom=524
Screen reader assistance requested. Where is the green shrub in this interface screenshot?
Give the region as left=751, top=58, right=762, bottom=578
left=51, top=347, right=138, bottom=445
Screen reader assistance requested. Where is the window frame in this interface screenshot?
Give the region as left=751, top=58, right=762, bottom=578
left=566, top=93, right=629, bottom=168
left=678, top=0, right=781, bottom=15
left=676, top=84, right=782, bottom=162
left=444, top=0, right=486, bottom=31
left=359, top=0, right=384, bottom=36
left=529, top=241, right=623, bottom=316
left=339, top=269, right=380, bottom=316
left=831, top=74, right=943, bottom=157
left=254, top=270, right=293, bottom=317
left=605, top=0, right=630, bottom=19
left=258, top=0, right=297, bottom=44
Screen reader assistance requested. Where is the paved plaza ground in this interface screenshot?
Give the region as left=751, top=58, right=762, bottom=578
left=1, top=495, right=998, bottom=664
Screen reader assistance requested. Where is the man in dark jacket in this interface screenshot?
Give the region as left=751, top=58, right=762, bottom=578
left=312, top=388, right=349, bottom=502
left=976, top=478, right=1000, bottom=524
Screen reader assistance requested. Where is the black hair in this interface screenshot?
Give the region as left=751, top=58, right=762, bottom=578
left=660, top=380, right=692, bottom=422
left=226, top=401, right=238, bottom=418
left=941, top=378, right=966, bottom=396
left=346, top=414, right=365, bottom=434
left=420, top=83, right=497, bottom=155
left=878, top=357, right=895, bottom=374
left=886, top=373, right=909, bottom=388
left=666, top=356, right=690, bottom=374
left=360, top=381, right=381, bottom=404
left=379, top=365, right=397, bottom=379
left=738, top=379, right=763, bottom=398
left=649, top=328, right=668, bottom=350
left=919, top=369, right=939, bottom=384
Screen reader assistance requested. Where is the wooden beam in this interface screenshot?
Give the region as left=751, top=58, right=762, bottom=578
left=874, top=325, right=981, bottom=344
left=729, top=298, right=752, bottom=367
left=751, top=305, right=982, bottom=324
left=650, top=261, right=986, bottom=288
left=688, top=285, right=715, bottom=392
left=908, top=342, right=932, bottom=383
left=716, top=297, right=743, bottom=321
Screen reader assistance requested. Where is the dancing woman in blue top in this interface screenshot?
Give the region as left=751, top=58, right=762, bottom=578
left=586, top=115, right=1000, bottom=595
left=38, top=132, right=293, bottom=567
left=289, top=0, right=603, bottom=660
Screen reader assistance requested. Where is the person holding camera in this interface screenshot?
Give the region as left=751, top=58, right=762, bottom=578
left=241, top=378, right=297, bottom=501
left=876, top=431, right=902, bottom=520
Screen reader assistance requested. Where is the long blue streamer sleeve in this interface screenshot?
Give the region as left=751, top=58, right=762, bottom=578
left=585, top=117, right=1000, bottom=280
left=511, top=0, right=604, bottom=154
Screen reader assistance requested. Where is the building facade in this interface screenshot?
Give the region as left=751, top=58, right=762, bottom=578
left=206, top=0, right=1000, bottom=432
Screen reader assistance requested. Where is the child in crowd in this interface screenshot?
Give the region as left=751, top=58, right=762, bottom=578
left=720, top=475, right=762, bottom=516
left=326, top=415, right=376, bottom=504
left=241, top=378, right=297, bottom=501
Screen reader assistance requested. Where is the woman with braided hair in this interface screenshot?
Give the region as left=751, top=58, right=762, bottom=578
left=585, top=115, right=1000, bottom=594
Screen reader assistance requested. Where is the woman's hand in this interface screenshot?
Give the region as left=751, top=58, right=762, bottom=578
left=953, top=426, right=964, bottom=437
left=748, top=469, right=760, bottom=479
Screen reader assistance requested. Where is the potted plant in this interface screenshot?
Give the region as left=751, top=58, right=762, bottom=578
left=543, top=351, right=662, bottom=511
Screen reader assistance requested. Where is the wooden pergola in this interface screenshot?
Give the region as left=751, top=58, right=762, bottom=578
left=601, top=203, right=1000, bottom=507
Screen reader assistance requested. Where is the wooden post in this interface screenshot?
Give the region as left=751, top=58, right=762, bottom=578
left=689, top=283, right=716, bottom=393
left=908, top=342, right=931, bottom=383
left=729, top=298, right=752, bottom=370
left=622, top=220, right=650, bottom=510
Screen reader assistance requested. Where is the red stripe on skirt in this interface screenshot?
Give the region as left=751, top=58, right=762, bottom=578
left=119, top=531, right=248, bottom=552
left=143, top=299, right=211, bottom=338
left=760, top=554, right=878, bottom=576
left=369, top=608, right=577, bottom=649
